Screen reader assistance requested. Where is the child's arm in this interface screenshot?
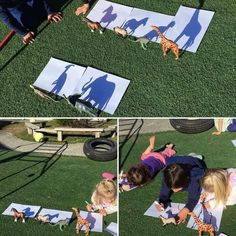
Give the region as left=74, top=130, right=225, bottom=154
left=226, top=184, right=236, bottom=206
left=75, top=0, right=90, bottom=16
left=177, top=208, right=190, bottom=224
left=0, top=7, right=28, bottom=36
left=141, top=136, right=155, bottom=160
left=177, top=181, right=201, bottom=224
left=185, top=179, right=202, bottom=211
left=156, top=178, right=172, bottom=210
left=103, top=203, right=118, bottom=215
left=42, top=0, right=63, bottom=22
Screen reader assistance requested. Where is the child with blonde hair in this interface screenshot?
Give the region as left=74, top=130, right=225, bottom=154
left=86, top=179, right=117, bottom=216
left=201, top=168, right=236, bottom=209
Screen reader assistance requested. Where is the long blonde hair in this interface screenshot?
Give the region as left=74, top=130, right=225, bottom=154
left=201, top=169, right=230, bottom=208
left=93, top=179, right=117, bottom=205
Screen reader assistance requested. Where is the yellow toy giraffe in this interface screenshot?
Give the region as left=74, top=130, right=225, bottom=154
left=151, top=25, right=179, bottom=60
left=72, top=208, right=90, bottom=236
left=188, top=211, right=214, bottom=236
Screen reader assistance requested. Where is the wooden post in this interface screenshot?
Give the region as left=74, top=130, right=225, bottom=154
left=95, top=132, right=101, bottom=138
left=57, top=131, right=63, bottom=141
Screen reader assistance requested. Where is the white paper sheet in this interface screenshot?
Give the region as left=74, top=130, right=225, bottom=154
left=2, top=203, right=41, bottom=218
left=144, top=202, right=185, bottom=218
left=72, top=67, right=130, bottom=115
left=187, top=203, right=224, bottom=231
left=87, top=0, right=133, bottom=30
left=164, top=5, right=215, bottom=52
left=122, top=8, right=174, bottom=43
left=231, top=140, right=236, bottom=147
left=105, top=222, right=118, bottom=235
left=37, top=208, right=73, bottom=224
left=33, top=57, right=86, bottom=97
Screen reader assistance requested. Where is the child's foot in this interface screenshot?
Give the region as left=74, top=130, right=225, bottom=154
left=149, top=136, right=155, bottom=150
left=166, top=143, right=174, bottom=149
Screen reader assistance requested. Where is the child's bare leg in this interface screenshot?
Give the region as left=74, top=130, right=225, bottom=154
left=142, top=136, right=155, bottom=155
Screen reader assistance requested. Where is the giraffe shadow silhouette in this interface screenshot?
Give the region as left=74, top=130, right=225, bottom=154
left=174, top=9, right=202, bottom=56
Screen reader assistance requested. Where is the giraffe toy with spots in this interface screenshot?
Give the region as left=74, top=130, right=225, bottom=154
left=151, top=25, right=179, bottom=60
left=188, top=211, right=215, bottom=236
left=72, top=208, right=90, bottom=236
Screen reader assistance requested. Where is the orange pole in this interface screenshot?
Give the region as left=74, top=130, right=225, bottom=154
left=0, top=30, right=15, bottom=50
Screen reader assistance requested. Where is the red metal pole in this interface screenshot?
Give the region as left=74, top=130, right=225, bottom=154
left=0, top=30, right=15, bottom=50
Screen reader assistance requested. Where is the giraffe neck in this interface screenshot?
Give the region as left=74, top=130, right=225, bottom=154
left=73, top=209, right=80, bottom=219
left=191, top=212, right=202, bottom=225
left=154, top=27, right=165, bottom=42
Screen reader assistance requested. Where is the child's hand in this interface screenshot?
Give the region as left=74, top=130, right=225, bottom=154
left=75, top=3, right=90, bottom=16
left=200, top=192, right=208, bottom=201
left=203, top=201, right=211, bottom=209
left=119, top=170, right=126, bottom=179
left=99, top=209, right=107, bottom=216
left=122, top=185, right=131, bottom=191
left=48, top=12, right=63, bottom=22
left=177, top=208, right=189, bottom=224
left=86, top=204, right=94, bottom=212
left=22, top=32, right=35, bottom=44
left=155, top=202, right=164, bottom=212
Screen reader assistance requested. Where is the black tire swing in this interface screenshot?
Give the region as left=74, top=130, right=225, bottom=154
left=83, top=138, right=117, bottom=161
left=169, top=119, right=214, bottom=134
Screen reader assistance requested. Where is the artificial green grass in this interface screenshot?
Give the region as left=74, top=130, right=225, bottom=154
left=0, top=0, right=236, bottom=117
left=119, top=128, right=236, bottom=235
left=0, top=150, right=117, bottom=236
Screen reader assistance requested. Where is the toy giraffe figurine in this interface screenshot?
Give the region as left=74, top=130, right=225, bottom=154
left=151, top=26, right=179, bottom=60
left=11, top=208, right=26, bottom=223
left=72, top=208, right=90, bottom=236
left=188, top=212, right=214, bottom=236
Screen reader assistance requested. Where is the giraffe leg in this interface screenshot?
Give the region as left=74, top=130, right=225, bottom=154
left=162, top=44, right=167, bottom=56
left=76, top=223, right=80, bottom=234
left=172, top=47, right=179, bottom=60
left=85, top=223, right=90, bottom=236
left=209, top=231, right=214, bottom=236
left=198, top=230, right=202, bottom=236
